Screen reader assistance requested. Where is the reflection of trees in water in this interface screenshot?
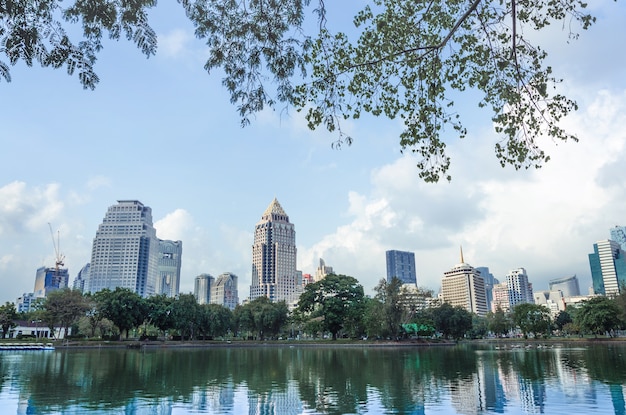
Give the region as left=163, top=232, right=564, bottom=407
left=10, top=344, right=626, bottom=414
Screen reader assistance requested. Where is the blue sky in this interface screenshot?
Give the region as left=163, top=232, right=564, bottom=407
left=1, top=1, right=626, bottom=304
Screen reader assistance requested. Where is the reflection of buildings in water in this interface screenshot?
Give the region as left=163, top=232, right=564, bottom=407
left=477, top=353, right=507, bottom=413
left=449, top=374, right=483, bottom=415
left=248, top=380, right=304, bottom=415
left=518, top=378, right=546, bottom=414
left=553, top=348, right=597, bottom=405
left=610, top=384, right=626, bottom=415
left=191, top=383, right=235, bottom=412
left=125, top=398, right=173, bottom=415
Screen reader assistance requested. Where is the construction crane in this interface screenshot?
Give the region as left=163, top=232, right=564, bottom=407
left=48, top=223, right=65, bottom=275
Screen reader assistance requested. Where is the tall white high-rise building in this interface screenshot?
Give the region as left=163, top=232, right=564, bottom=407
left=250, top=198, right=300, bottom=304
left=506, top=268, right=534, bottom=309
left=157, top=239, right=183, bottom=297
left=88, top=200, right=159, bottom=297
left=440, top=249, right=488, bottom=316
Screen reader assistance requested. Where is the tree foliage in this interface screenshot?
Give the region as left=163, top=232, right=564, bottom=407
left=94, top=288, right=147, bottom=339
left=0, top=0, right=603, bottom=181
left=0, top=301, right=17, bottom=339
left=431, top=303, right=473, bottom=340
left=486, top=306, right=512, bottom=337
left=512, top=302, right=551, bottom=338
left=575, top=296, right=622, bottom=338
left=296, top=273, right=365, bottom=340
left=233, top=296, right=289, bottom=340
left=197, top=303, right=233, bottom=339
left=41, top=289, right=90, bottom=338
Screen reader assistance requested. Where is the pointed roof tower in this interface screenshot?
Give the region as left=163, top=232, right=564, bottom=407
left=260, top=198, right=289, bottom=222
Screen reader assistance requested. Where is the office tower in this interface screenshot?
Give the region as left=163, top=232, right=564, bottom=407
left=250, top=198, right=300, bottom=304
left=610, top=226, right=626, bottom=251
left=157, top=239, right=183, bottom=297
left=88, top=200, right=159, bottom=297
left=315, top=258, right=334, bottom=281
left=548, top=275, right=581, bottom=297
left=16, top=293, right=36, bottom=313
left=441, top=250, right=488, bottom=316
left=33, top=266, right=69, bottom=298
left=195, top=274, right=214, bottom=305
left=211, top=272, right=239, bottom=310
left=589, top=239, right=626, bottom=296
left=491, top=282, right=510, bottom=312
left=506, top=268, right=534, bottom=309
left=476, top=266, right=499, bottom=312
left=72, top=263, right=90, bottom=293
left=386, top=250, right=417, bottom=285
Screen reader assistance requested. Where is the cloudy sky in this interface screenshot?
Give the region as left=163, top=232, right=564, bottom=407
left=1, top=1, right=625, bottom=304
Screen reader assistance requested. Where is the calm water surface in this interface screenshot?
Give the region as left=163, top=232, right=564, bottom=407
left=1, top=343, right=626, bottom=414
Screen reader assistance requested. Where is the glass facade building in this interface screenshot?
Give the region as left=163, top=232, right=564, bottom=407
left=548, top=275, right=581, bottom=297
left=33, top=266, right=69, bottom=298
left=385, top=250, right=417, bottom=285
left=589, top=239, right=626, bottom=296
left=194, top=274, right=214, bottom=305
left=88, top=200, right=159, bottom=297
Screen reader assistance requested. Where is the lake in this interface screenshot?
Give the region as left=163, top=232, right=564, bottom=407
left=1, top=342, right=625, bottom=414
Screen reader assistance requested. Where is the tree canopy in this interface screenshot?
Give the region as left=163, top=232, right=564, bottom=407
left=296, top=273, right=365, bottom=340
left=0, top=0, right=602, bottom=181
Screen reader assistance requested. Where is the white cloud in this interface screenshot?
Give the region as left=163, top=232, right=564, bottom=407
left=0, top=181, right=64, bottom=235
left=155, top=208, right=194, bottom=240
left=158, top=29, right=193, bottom=58
left=298, top=88, right=626, bottom=295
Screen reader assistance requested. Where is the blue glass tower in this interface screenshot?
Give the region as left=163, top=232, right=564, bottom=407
left=385, top=250, right=417, bottom=284
left=589, top=239, right=626, bottom=296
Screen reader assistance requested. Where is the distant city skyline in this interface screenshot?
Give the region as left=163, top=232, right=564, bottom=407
left=1, top=0, right=625, bottom=305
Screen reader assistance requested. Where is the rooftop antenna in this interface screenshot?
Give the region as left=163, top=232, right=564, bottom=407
left=460, top=246, right=464, bottom=264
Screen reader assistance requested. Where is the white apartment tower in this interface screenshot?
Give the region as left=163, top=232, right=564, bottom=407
left=441, top=249, right=488, bottom=316
left=506, top=268, right=534, bottom=308
left=88, top=200, right=159, bottom=297
left=250, top=198, right=300, bottom=304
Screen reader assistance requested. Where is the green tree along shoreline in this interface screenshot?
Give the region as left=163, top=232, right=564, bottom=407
left=0, top=0, right=610, bottom=181
left=4, top=275, right=626, bottom=344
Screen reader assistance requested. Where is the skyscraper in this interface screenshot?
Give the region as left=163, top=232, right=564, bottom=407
left=505, top=268, right=534, bottom=309
left=386, top=250, right=417, bottom=285
left=548, top=275, right=581, bottom=297
left=440, top=250, right=487, bottom=316
left=194, top=274, right=214, bottom=305
left=250, top=198, right=300, bottom=304
left=157, top=239, right=183, bottom=297
left=88, top=200, right=159, bottom=297
left=589, top=239, right=626, bottom=296
left=476, top=266, right=499, bottom=312
left=72, top=263, right=90, bottom=293
left=211, top=272, right=239, bottom=310
left=610, top=226, right=626, bottom=251
left=33, top=266, right=69, bottom=298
